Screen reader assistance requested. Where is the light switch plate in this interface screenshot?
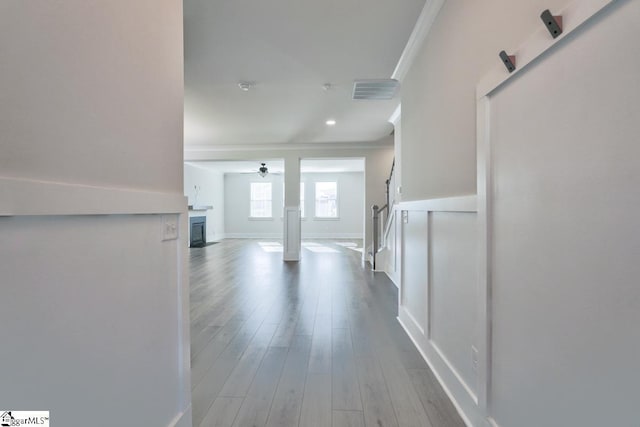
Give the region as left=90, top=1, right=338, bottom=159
left=162, top=215, right=179, bottom=241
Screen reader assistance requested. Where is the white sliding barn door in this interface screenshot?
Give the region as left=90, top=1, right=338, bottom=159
left=478, top=1, right=640, bottom=426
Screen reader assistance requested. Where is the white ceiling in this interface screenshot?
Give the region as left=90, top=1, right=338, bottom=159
left=183, top=0, right=426, bottom=147
left=187, top=158, right=364, bottom=174
left=301, top=158, right=364, bottom=173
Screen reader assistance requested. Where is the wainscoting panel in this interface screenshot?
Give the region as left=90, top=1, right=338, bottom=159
left=398, top=196, right=478, bottom=426
left=0, top=177, right=192, bottom=427
left=430, top=212, right=478, bottom=397
left=383, top=208, right=402, bottom=287
left=283, top=206, right=301, bottom=261
left=401, top=209, right=429, bottom=332
left=0, top=213, right=191, bottom=427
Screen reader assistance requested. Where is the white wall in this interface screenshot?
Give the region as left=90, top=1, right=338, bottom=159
left=0, top=1, right=190, bottom=426
left=224, top=173, right=284, bottom=238
left=223, top=171, right=364, bottom=239
left=0, top=1, right=184, bottom=192
left=301, top=172, right=364, bottom=239
left=185, top=163, right=225, bottom=242
left=401, top=0, right=566, bottom=201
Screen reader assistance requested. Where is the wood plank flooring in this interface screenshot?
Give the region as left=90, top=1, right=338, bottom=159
left=189, top=239, right=465, bottom=427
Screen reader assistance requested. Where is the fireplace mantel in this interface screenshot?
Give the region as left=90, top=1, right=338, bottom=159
left=188, top=205, right=213, bottom=212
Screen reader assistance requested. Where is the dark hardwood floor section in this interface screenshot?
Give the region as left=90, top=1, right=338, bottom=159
left=189, top=239, right=465, bottom=427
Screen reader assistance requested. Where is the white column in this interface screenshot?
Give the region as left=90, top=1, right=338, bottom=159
left=283, top=155, right=301, bottom=261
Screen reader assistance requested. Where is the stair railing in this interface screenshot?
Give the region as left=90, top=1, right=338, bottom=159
left=371, top=158, right=396, bottom=270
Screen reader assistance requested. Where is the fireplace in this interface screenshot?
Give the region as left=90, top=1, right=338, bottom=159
left=189, top=216, right=206, bottom=247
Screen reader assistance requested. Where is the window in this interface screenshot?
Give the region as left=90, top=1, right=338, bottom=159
left=250, top=182, right=272, bottom=218
left=300, top=183, right=305, bottom=218
left=315, top=182, right=338, bottom=218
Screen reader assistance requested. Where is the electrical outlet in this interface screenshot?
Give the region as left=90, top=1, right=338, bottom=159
left=162, top=215, right=179, bottom=241
left=402, top=211, right=409, bottom=224
left=471, top=345, right=479, bottom=373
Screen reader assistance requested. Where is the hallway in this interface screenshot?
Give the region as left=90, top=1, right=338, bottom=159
left=190, top=239, right=465, bottom=427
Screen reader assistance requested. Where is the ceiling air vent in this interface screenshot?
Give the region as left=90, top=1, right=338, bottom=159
left=352, top=79, right=399, bottom=100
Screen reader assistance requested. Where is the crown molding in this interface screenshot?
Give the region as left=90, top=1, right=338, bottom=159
left=184, top=140, right=393, bottom=154
left=391, top=0, right=447, bottom=82
left=388, top=104, right=401, bottom=126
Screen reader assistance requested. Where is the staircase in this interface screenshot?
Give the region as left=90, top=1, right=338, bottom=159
left=369, top=159, right=396, bottom=272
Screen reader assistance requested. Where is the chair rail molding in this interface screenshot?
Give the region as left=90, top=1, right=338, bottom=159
left=0, top=176, right=187, bottom=217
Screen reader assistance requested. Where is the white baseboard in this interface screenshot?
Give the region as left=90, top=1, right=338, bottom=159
left=168, top=406, right=192, bottom=427
left=398, top=309, right=476, bottom=427
left=208, top=233, right=226, bottom=242
left=301, top=233, right=363, bottom=239
left=384, top=270, right=400, bottom=289
left=224, top=233, right=283, bottom=239
left=223, top=233, right=363, bottom=240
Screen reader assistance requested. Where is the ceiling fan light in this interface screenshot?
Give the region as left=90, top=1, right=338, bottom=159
left=258, top=162, right=268, bottom=177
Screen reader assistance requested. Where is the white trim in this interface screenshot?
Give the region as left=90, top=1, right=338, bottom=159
left=401, top=305, right=425, bottom=336
left=184, top=141, right=392, bottom=155
left=391, top=0, right=447, bottom=81
left=224, top=233, right=283, bottom=239
left=248, top=216, right=275, bottom=221
left=0, top=176, right=187, bottom=217
left=177, top=215, right=192, bottom=419
left=283, top=206, right=301, bottom=261
left=398, top=311, right=475, bottom=427
left=279, top=216, right=307, bottom=221
left=300, top=233, right=362, bottom=239
left=388, top=104, right=402, bottom=126
left=476, top=96, right=492, bottom=416
left=430, top=340, right=478, bottom=405
left=477, top=0, right=616, bottom=99
left=168, top=407, right=192, bottom=427
left=398, top=195, right=477, bottom=212
left=383, top=270, right=400, bottom=289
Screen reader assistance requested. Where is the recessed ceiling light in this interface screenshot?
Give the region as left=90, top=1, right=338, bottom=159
left=238, top=81, right=254, bottom=91
left=326, top=119, right=336, bottom=126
